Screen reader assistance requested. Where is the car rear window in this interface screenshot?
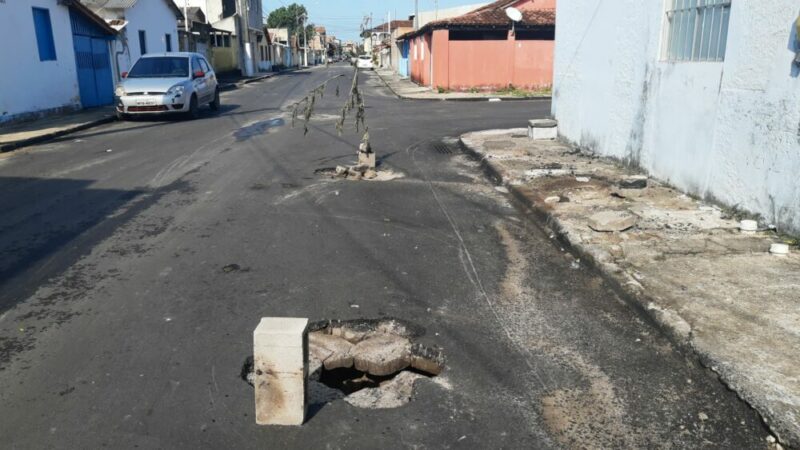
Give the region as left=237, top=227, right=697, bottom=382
left=128, top=57, right=189, bottom=78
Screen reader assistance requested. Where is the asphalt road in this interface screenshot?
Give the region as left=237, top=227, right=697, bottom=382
left=0, top=65, right=771, bottom=449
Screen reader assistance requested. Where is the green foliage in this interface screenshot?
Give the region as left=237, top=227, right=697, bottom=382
left=289, top=69, right=369, bottom=153
left=267, top=3, right=306, bottom=31
left=266, top=3, right=315, bottom=45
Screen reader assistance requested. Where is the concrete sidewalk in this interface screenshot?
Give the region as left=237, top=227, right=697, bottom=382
left=374, top=69, right=551, bottom=101
left=0, top=106, right=117, bottom=153
left=461, top=128, right=800, bottom=448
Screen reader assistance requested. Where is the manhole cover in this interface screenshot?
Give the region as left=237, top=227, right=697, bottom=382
left=242, top=318, right=445, bottom=409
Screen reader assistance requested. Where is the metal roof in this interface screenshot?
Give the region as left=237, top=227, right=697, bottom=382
left=80, top=0, right=138, bottom=8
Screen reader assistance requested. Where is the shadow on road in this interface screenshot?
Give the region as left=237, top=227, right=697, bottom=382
left=0, top=177, right=154, bottom=312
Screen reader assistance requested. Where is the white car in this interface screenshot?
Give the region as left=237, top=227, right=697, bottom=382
left=115, top=52, right=219, bottom=120
left=356, top=55, right=374, bottom=70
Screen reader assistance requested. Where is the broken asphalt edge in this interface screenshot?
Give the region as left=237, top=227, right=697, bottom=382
left=373, top=71, right=551, bottom=102
left=0, top=116, right=117, bottom=153
left=458, top=132, right=794, bottom=448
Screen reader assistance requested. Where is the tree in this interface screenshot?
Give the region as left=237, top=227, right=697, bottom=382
left=266, top=3, right=314, bottom=45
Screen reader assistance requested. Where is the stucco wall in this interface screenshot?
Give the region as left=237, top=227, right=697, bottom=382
left=553, top=0, right=800, bottom=234
left=418, top=32, right=553, bottom=91
left=0, top=0, right=81, bottom=123
left=410, top=35, right=432, bottom=87
left=117, top=0, right=179, bottom=76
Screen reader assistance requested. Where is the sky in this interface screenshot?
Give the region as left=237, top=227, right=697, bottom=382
left=262, top=0, right=485, bottom=41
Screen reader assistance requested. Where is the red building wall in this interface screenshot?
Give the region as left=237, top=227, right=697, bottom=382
left=407, top=0, right=555, bottom=91
left=512, top=39, right=555, bottom=89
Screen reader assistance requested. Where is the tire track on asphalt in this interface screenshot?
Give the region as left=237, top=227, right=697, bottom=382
left=408, top=140, right=550, bottom=391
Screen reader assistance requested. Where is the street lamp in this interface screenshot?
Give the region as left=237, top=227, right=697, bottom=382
left=296, top=12, right=309, bottom=67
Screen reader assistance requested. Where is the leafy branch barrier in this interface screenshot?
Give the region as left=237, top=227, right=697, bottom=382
left=290, top=69, right=375, bottom=175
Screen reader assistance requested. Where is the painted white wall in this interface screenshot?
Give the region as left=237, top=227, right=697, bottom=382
left=113, top=0, right=180, bottom=77
left=553, top=0, right=800, bottom=234
left=0, top=0, right=81, bottom=122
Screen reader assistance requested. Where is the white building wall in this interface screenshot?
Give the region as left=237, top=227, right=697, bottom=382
left=553, top=0, right=800, bottom=234
left=117, top=1, right=179, bottom=76
left=0, top=0, right=81, bottom=123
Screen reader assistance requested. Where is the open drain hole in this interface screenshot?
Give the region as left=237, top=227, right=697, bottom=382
left=242, top=318, right=445, bottom=409
left=319, top=367, right=403, bottom=395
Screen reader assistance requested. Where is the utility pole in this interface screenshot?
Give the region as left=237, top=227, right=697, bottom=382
left=183, top=0, right=189, bottom=51
left=302, top=13, right=308, bottom=67
left=414, top=0, right=419, bottom=30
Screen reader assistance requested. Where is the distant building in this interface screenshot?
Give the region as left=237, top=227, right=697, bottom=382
left=399, top=0, right=556, bottom=91
left=267, top=28, right=296, bottom=68
left=179, top=0, right=265, bottom=75
left=83, top=0, right=182, bottom=81
left=366, top=20, right=413, bottom=70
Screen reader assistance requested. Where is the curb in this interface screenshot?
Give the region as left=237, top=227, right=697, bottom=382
left=219, top=69, right=294, bottom=92
left=457, top=136, right=693, bottom=347
left=374, top=71, right=551, bottom=102
left=1, top=116, right=117, bottom=153
left=458, top=133, right=793, bottom=447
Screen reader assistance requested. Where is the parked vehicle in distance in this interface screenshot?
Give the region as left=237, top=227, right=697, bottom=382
left=356, top=55, right=374, bottom=70
left=115, top=52, right=219, bottom=120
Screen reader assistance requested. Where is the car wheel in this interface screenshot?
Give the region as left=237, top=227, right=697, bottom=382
left=116, top=111, right=127, bottom=121
left=188, top=95, right=200, bottom=119
left=210, top=89, right=220, bottom=111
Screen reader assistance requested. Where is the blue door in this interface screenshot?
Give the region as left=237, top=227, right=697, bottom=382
left=70, top=8, right=114, bottom=108
left=399, top=41, right=410, bottom=77
left=91, top=38, right=114, bottom=105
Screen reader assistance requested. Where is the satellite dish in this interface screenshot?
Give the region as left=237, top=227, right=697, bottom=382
left=505, top=7, right=523, bottom=22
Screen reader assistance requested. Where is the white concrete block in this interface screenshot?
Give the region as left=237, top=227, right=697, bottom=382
left=528, top=119, right=559, bottom=140
left=254, top=317, right=309, bottom=426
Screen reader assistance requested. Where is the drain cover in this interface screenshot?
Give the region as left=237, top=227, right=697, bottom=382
left=432, top=142, right=459, bottom=155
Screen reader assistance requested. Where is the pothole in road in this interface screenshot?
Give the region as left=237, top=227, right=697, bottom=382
left=314, top=166, right=405, bottom=182
left=242, top=318, right=445, bottom=409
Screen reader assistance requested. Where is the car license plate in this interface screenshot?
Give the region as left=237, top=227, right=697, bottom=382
left=136, top=98, right=157, bottom=106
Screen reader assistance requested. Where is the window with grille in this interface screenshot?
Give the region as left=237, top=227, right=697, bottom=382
left=664, top=0, right=731, bottom=62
